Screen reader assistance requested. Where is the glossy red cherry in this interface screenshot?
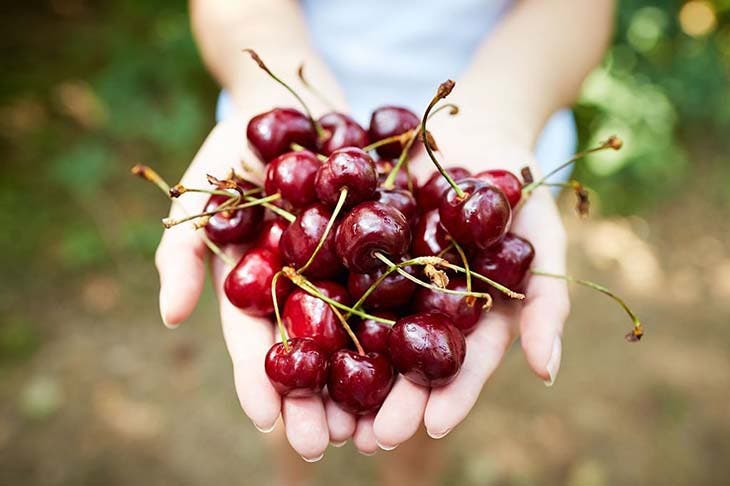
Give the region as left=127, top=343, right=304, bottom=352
left=412, top=278, right=484, bottom=334
left=255, top=219, right=288, bottom=255
left=203, top=179, right=264, bottom=245
left=355, top=313, right=395, bottom=356
left=375, top=159, right=410, bottom=190
left=374, top=188, right=417, bottom=225
left=247, top=108, right=317, bottom=163
left=471, top=233, right=535, bottom=291
left=475, top=169, right=522, bottom=208
left=411, top=209, right=460, bottom=265
left=224, top=248, right=291, bottom=316
left=264, top=150, right=320, bottom=209
left=327, top=349, right=395, bottom=415
left=265, top=338, right=328, bottom=397
left=417, top=167, right=471, bottom=211
left=439, top=178, right=512, bottom=250
left=279, top=203, right=344, bottom=279
left=318, top=112, right=369, bottom=155
left=335, top=201, right=411, bottom=273
left=314, top=147, right=378, bottom=208
left=368, top=106, right=420, bottom=159
left=388, top=312, right=466, bottom=387
left=347, top=257, right=416, bottom=311
left=282, top=281, right=350, bottom=354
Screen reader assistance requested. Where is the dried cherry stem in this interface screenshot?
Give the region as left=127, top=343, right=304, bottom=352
left=271, top=270, right=290, bottom=352
left=449, top=237, right=474, bottom=299
left=374, top=253, right=493, bottom=308
left=169, top=184, right=263, bottom=199
left=290, top=143, right=327, bottom=161
left=442, top=262, right=525, bottom=299
left=161, top=193, right=282, bottom=229
left=521, top=135, right=622, bottom=197
left=243, top=49, right=324, bottom=139
left=297, top=187, right=347, bottom=274
left=428, top=102, right=459, bottom=119
left=541, top=181, right=591, bottom=218
left=530, top=270, right=644, bottom=342
left=297, top=63, right=336, bottom=112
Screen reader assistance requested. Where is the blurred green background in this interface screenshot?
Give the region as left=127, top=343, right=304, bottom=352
left=1, top=1, right=729, bottom=485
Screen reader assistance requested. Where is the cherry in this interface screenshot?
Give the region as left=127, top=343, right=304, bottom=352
left=368, top=106, right=420, bottom=159
left=279, top=203, right=344, bottom=279
left=355, top=313, right=395, bottom=356
left=417, top=167, right=471, bottom=211
left=264, top=150, right=320, bottom=209
left=347, top=257, right=416, bottom=311
left=247, top=108, right=318, bottom=163
left=411, top=209, right=460, bottom=265
left=203, top=179, right=264, bottom=245
left=375, top=159, right=410, bottom=190
left=475, top=169, right=522, bottom=208
left=388, top=311, right=466, bottom=387
left=282, top=281, right=350, bottom=354
left=413, top=278, right=484, bottom=334
left=224, top=248, right=291, bottom=316
left=318, top=112, right=369, bottom=155
left=264, top=337, right=328, bottom=397
left=335, top=201, right=411, bottom=273
left=439, top=178, right=512, bottom=251
left=471, top=233, right=535, bottom=291
left=255, top=219, right=289, bottom=255
left=374, top=188, right=418, bottom=226
left=327, top=349, right=395, bottom=415
left=314, top=147, right=378, bottom=208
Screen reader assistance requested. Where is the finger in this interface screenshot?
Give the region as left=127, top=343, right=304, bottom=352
left=324, top=397, right=357, bottom=446
left=282, top=396, right=330, bottom=462
left=373, top=376, right=429, bottom=450
left=424, top=308, right=517, bottom=438
left=352, top=415, right=378, bottom=456
left=212, top=254, right=282, bottom=433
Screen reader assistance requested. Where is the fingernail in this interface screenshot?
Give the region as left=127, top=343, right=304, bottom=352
left=254, top=422, right=276, bottom=433
left=301, top=453, right=324, bottom=463
left=544, top=336, right=562, bottom=387
left=427, top=428, right=451, bottom=439
left=159, top=292, right=176, bottom=329
left=330, top=440, right=347, bottom=448
left=359, top=450, right=376, bottom=457
left=376, top=440, right=398, bottom=451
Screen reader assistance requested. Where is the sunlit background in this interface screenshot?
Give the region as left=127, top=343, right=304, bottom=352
left=1, top=1, right=729, bottom=485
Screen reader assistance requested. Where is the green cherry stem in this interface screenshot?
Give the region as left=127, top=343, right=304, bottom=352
left=442, top=262, right=525, bottom=299
left=161, top=193, right=282, bottom=229
left=382, top=127, right=419, bottom=190
left=328, top=301, right=365, bottom=355
left=297, top=63, right=336, bottom=112
left=271, top=270, right=290, bottom=352
left=290, top=143, right=328, bottom=161
left=449, top=237, right=473, bottom=295
left=297, top=187, right=348, bottom=275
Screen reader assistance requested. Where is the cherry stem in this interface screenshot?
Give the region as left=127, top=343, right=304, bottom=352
left=297, top=187, right=347, bottom=274
left=530, top=269, right=644, bottom=342
left=428, top=102, right=459, bottom=119
left=290, top=143, right=327, bottom=161
left=243, top=49, right=324, bottom=139
left=328, top=301, right=365, bottom=355
left=521, top=135, right=622, bottom=196
left=381, top=128, right=419, bottom=190
left=297, top=63, right=336, bottom=111
left=442, top=262, right=525, bottom=299
left=363, top=131, right=412, bottom=152
left=161, top=193, right=282, bottom=229
left=271, top=271, right=290, bottom=352
left=449, top=237, right=473, bottom=296
left=374, top=253, right=493, bottom=308
left=169, top=185, right=263, bottom=199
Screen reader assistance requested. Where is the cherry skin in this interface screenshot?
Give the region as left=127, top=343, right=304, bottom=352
left=279, top=203, right=344, bottom=279
left=375, top=159, right=411, bottom=190
left=368, top=106, right=420, bottom=159
left=255, top=219, right=288, bottom=255
left=347, top=256, right=416, bottom=310
left=282, top=281, right=350, bottom=354
left=224, top=248, right=291, bottom=316
left=475, top=169, right=522, bottom=208
left=247, top=108, right=317, bottom=163
left=388, top=311, right=466, bottom=387
left=264, top=150, right=320, bottom=209
left=417, top=167, right=472, bottom=211
left=439, top=178, right=512, bottom=251
left=374, top=188, right=418, bottom=226
left=203, top=179, right=264, bottom=245
left=471, top=233, right=535, bottom=291
left=314, top=147, right=378, bottom=208
left=318, top=112, right=369, bottom=155
left=264, top=337, right=328, bottom=397
left=327, top=349, right=395, bottom=415
left=412, top=277, right=485, bottom=334
left=355, top=312, right=396, bottom=356
left=411, top=209, right=460, bottom=265
left=334, top=201, right=411, bottom=273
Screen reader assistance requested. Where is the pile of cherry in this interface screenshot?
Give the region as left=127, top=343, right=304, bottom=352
left=134, top=50, right=643, bottom=417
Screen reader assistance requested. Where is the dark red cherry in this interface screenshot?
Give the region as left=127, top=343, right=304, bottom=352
left=388, top=312, right=466, bottom=387
left=368, top=106, right=420, bottom=159
left=471, top=233, right=535, bottom=291
left=475, top=169, right=522, bottom=208
left=375, top=159, right=411, bottom=190
left=314, top=147, right=378, bottom=208
left=255, top=219, right=288, bottom=255
left=438, top=178, right=512, bottom=250
left=412, top=278, right=485, bottom=334
left=335, top=201, right=411, bottom=274
left=327, top=349, right=395, bottom=415
left=411, top=209, right=459, bottom=265
left=247, top=108, right=317, bottom=163
left=374, top=188, right=418, bottom=225
left=318, top=112, right=369, bottom=155
left=265, top=338, right=329, bottom=397
left=282, top=281, right=350, bottom=354
left=347, top=257, right=416, bottom=311
left=279, top=203, right=344, bottom=279
left=203, top=178, right=264, bottom=244
left=224, top=248, right=291, bottom=316
left=264, top=150, right=320, bottom=209
left=417, top=167, right=472, bottom=211
left=356, top=313, right=396, bottom=356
